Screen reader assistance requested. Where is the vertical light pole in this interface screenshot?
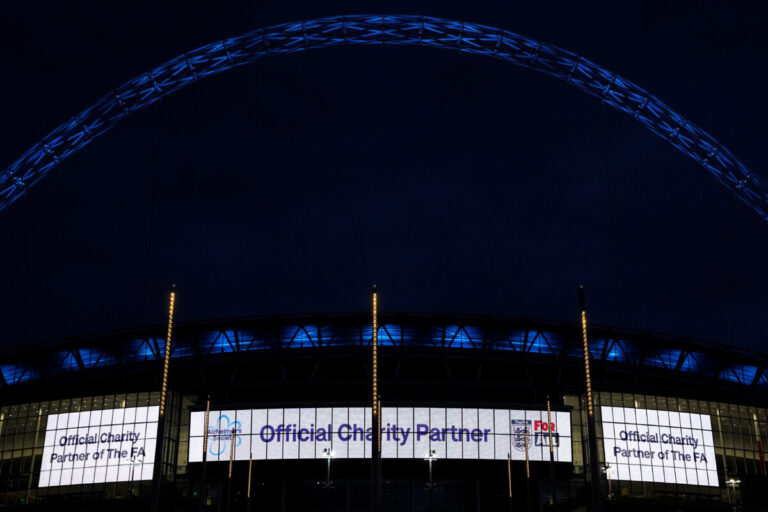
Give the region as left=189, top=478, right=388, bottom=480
left=524, top=428, right=532, bottom=512
left=323, top=448, right=335, bottom=488
left=128, top=457, right=138, bottom=497
left=726, top=477, right=741, bottom=511
left=371, top=285, right=380, bottom=512
left=226, top=426, right=236, bottom=512
left=425, top=450, right=437, bottom=512
left=579, top=285, right=602, bottom=512
left=200, top=396, right=210, bottom=511
left=547, top=397, right=559, bottom=512
left=151, top=285, right=176, bottom=512
left=506, top=453, right=513, bottom=512
left=603, top=464, right=614, bottom=512
left=246, top=455, right=253, bottom=512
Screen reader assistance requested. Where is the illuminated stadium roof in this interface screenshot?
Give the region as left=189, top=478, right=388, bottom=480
left=1, top=313, right=766, bottom=394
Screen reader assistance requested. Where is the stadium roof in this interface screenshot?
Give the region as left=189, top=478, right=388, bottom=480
left=1, top=313, right=765, bottom=395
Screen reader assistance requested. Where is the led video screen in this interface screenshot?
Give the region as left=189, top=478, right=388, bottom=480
left=39, top=406, right=158, bottom=487
left=601, top=406, right=719, bottom=487
left=188, top=406, right=572, bottom=462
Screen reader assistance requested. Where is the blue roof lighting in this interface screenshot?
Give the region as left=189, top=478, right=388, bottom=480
left=379, top=324, right=402, bottom=346
left=444, top=326, right=482, bottom=349
left=526, top=331, right=561, bottom=355
left=0, top=316, right=764, bottom=392
left=720, top=365, right=758, bottom=385
left=282, top=326, right=318, bottom=348
left=56, top=351, right=80, bottom=371
left=678, top=352, right=703, bottom=373
left=126, top=339, right=157, bottom=362
left=201, top=330, right=237, bottom=353
left=1, top=364, right=38, bottom=385
left=604, top=340, right=633, bottom=363
left=644, top=349, right=681, bottom=370
left=78, top=348, right=116, bottom=369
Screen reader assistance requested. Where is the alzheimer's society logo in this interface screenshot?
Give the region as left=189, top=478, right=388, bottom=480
left=208, top=414, right=242, bottom=456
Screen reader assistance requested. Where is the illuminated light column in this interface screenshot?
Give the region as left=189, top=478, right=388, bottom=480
left=152, top=285, right=177, bottom=512
left=579, top=285, right=602, bottom=512
left=160, top=286, right=176, bottom=417
left=201, top=397, right=210, bottom=511
left=371, top=284, right=380, bottom=512
left=547, top=397, right=559, bottom=512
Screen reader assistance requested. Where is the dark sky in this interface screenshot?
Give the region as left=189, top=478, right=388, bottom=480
left=1, top=1, right=767, bottom=352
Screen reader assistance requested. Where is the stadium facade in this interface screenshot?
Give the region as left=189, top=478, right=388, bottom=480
left=0, top=312, right=766, bottom=511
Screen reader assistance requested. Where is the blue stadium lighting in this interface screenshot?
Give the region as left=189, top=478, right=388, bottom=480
left=240, top=332, right=269, bottom=351
left=127, top=339, right=158, bottom=362
left=0, top=364, right=38, bottom=385
left=170, top=343, right=195, bottom=359
left=379, top=324, right=403, bottom=346
left=720, top=365, right=758, bottom=385
left=644, top=349, right=681, bottom=370
left=525, top=331, right=561, bottom=355
left=677, top=352, right=702, bottom=373
left=57, top=351, right=80, bottom=371
left=1, top=15, right=768, bottom=223
left=604, top=340, right=632, bottom=363
left=282, top=326, right=318, bottom=348
left=77, top=347, right=116, bottom=369
left=201, top=330, right=237, bottom=353
left=1, top=316, right=764, bottom=392
left=443, top=326, right=482, bottom=349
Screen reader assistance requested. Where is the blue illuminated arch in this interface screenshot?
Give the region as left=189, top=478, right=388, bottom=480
left=2, top=15, right=767, bottom=221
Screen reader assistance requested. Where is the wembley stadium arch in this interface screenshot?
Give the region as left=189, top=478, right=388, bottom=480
left=1, top=15, right=768, bottom=223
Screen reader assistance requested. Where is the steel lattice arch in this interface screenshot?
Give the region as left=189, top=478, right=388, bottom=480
left=1, top=14, right=768, bottom=221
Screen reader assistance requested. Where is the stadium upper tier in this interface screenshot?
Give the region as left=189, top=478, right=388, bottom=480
left=0, top=313, right=765, bottom=394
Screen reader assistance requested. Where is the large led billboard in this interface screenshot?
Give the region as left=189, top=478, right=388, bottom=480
left=39, top=406, right=158, bottom=487
left=189, top=406, right=572, bottom=463
left=601, top=406, right=719, bottom=487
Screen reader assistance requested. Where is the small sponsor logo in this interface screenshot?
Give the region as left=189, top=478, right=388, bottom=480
left=511, top=419, right=559, bottom=452
left=208, top=415, right=242, bottom=456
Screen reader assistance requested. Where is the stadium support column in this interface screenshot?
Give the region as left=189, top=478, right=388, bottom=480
left=371, top=285, right=381, bottom=512
left=152, top=285, right=176, bottom=512
left=579, top=285, right=602, bottom=512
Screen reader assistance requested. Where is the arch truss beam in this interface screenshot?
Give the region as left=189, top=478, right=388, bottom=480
left=1, top=15, right=767, bottom=221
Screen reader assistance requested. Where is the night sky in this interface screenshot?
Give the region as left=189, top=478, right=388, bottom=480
left=1, top=1, right=767, bottom=353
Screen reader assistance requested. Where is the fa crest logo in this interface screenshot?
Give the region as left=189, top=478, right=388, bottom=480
left=511, top=419, right=532, bottom=452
